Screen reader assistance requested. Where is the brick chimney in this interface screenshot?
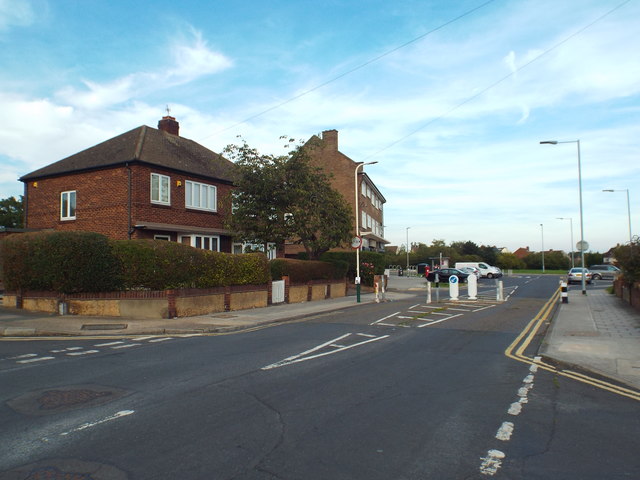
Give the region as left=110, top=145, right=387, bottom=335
left=322, top=129, right=338, bottom=150
left=158, top=116, right=179, bottom=136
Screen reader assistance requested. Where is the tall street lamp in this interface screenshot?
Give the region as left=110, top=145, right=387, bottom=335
left=540, top=223, right=545, bottom=272
left=557, top=217, right=574, bottom=268
left=602, top=189, right=632, bottom=244
left=540, top=139, right=586, bottom=295
left=406, top=226, right=411, bottom=270
left=354, top=161, right=378, bottom=303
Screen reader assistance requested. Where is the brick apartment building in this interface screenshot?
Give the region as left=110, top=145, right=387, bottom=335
left=20, top=116, right=238, bottom=252
left=283, top=129, right=388, bottom=257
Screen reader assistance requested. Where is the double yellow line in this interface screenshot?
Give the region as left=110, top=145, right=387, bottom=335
left=505, top=288, right=640, bottom=402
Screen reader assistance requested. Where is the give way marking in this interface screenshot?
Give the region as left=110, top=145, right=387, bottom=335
left=262, top=332, right=389, bottom=370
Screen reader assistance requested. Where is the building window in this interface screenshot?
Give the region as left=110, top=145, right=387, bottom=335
left=180, top=234, right=220, bottom=251
left=154, top=235, right=171, bottom=241
left=60, top=191, right=76, bottom=220
left=186, top=181, right=217, bottom=212
left=151, top=173, right=170, bottom=205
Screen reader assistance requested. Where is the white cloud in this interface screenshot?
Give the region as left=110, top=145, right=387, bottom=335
left=0, top=0, right=34, bottom=31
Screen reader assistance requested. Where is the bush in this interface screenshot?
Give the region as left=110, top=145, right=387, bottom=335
left=614, top=241, right=640, bottom=284
left=198, top=251, right=270, bottom=287
left=320, top=251, right=385, bottom=286
left=270, top=258, right=347, bottom=282
left=0, top=231, right=122, bottom=293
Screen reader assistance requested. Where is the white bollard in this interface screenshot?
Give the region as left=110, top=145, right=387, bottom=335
left=467, top=274, right=478, bottom=300
left=449, top=275, right=460, bottom=301
left=426, top=281, right=432, bottom=304
left=496, top=279, right=504, bottom=301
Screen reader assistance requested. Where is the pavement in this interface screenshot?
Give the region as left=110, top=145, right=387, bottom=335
left=1, top=276, right=639, bottom=391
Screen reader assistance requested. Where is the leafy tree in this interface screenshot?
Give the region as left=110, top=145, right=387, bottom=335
left=225, top=137, right=353, bottom=260
left=0, top=196, right=23, bottom=228
left=613, top=241, right=640, bottom=284
left=496, top=252, right=526, bottom=270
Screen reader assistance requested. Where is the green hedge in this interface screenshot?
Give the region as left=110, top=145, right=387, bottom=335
left=320, top=251, right=386, bottom=286
left=270, top=258, right=348, bottom=283
left=0, top=232, right=270, bottom=293
left=0, top=231, right=122, bottom=293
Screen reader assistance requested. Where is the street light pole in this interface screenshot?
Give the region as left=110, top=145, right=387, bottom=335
left=354, top=161, right=378, bottom=303
left=540, top=139, right=586, bottom=295
left=557, top=217, right=574, bottom=268
left=406, top=226, right=411, bottom=270
left=540, top=223, right=545, bottom=272
left=602, top=189, right=632, bottom=244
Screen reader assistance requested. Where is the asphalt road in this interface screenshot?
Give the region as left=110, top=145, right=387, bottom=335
left=0, top=275, right=638, bottom=479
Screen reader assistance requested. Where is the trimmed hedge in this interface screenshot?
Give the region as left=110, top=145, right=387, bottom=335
left=320, top=251, right=386, bottom=285
left=270, top=258, right=348, bottom=283
left=0, top=232, right=271, bottom=293
left=0, top=231, right=122, bottom=293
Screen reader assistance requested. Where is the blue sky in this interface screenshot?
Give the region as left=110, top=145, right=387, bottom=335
left=1, top=0, right=638, bottom=253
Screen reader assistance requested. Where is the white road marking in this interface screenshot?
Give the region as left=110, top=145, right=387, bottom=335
left=9, top=353, right=38, bottom=359
left=416, top=314, right=463, bottom=327
left=94, top=341, right=124, bottom=347
left=357, top=333, right=376, bottom=338
left=178, top=333, right=203, bottom=337
left=508, top=401, right=523, bottom=416
left=262, top=333, right=389, bottom=370
left=148, top=337, right=173, bottom=343
left=495, top=422, right=514, bottom=441
left=480, top=449, right=505, bottom=476
left=60, top=410, right=135, bottom=436
left=66, top=350, right=99, bottom=356
left=132, top=336, right=157, bottom=341
left=370, top=311, right=401, bottom=325
left=523, top=374, right=534, bottom=384
left=111, top=343, right=142, bottom=349
left=17, top=356, right=55, bottom=364
left=473, top=305, right=496, bottom=312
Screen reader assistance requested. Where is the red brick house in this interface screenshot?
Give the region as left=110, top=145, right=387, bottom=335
left=20, top=116, right=237, bottom=252
left=283, top=129, right=388, bottom=257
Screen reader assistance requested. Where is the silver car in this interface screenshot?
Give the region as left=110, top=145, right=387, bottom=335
left=567, top=267, right=592, bottom=285
left=588, top=264, right=621, bottom=280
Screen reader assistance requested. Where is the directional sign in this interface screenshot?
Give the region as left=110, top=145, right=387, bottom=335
left=449, top=275, right=459, bottom=284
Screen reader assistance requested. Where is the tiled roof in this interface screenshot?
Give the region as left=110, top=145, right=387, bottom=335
left=20, top=125, right=236, bottom=183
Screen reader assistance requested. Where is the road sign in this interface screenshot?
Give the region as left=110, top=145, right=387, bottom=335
left=576, top=240, right=589, bottom=252
left=351, top=236, right=362, bottom=249
left=449, top=275, right=458, bottom=284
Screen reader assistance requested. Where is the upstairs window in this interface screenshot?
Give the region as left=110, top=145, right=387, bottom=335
left=60, top=191, right=76, bottom=220
left=186, top=181, right=217, bottom=212
left=151, top=173, right=170, bottom=205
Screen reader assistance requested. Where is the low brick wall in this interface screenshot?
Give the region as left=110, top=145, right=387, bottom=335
left=614, top=279, right=640, bottom=311
left=3, top=278, right=347, bottom=318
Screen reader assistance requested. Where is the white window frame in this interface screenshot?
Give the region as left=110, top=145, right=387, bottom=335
left=180, top=234, right=220, bottom=251
left=151, top=173, right=170, bottom=205
left=60, top=190, right=76, bottom=220
left=154, top=235, right=171, bottom=241
left=185, top=180, right=217, bottom=212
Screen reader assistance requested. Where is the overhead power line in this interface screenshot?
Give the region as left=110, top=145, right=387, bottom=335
left=199, top=0, right=497, bottom=141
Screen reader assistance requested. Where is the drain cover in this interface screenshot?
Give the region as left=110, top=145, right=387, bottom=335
left=6, top=384, right=130, bottom=416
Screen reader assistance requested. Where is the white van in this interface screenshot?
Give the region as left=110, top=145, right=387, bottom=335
left=455, top=262, right=502, bottom=279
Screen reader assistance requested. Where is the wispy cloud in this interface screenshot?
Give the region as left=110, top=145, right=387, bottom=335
left=0, top=0, right=35, bottom=31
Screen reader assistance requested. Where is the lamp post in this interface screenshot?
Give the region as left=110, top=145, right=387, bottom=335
left=406, top=227, right=411, bottom=270
left=540, top=139, right=586, bottom=295
left=354, top=161, right=378, bottom=303
left=540, top=223, right=545, bottom=272
left=557, top=217, right=574, bottom=268
left=602, top=189, right=632, bottom=244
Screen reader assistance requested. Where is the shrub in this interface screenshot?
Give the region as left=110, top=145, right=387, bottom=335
left=270, top=258, right=347, bottom=282
left=614, top=241, right=640, bottom=284
left=0, top=231, right=122, bottom=293
left=320, top=251, right=386, bottom=285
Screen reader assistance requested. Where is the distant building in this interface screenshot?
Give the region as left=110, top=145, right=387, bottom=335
left=513, top=246, right=530, bottom=259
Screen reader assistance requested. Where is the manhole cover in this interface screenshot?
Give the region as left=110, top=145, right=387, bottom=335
left=6, top=385, right=130, bottom=416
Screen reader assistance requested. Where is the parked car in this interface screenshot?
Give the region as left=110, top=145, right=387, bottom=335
left=426, top=268, right=470, bottom=283
left=567, top=267, right=592, bottom=285
left=458, top=266, right=481, bottom=279
left=588, top=264, right=621, bottom=280
left=454, top=262, right=502, bottom=278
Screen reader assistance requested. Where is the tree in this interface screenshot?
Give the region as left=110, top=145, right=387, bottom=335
left=613, top=241, right=640, bottom=284
left=496, top=252, right=525, bottom=270
left=0, top=196, right=23, bottom=228
left=225, top=138, right=353, bottom=260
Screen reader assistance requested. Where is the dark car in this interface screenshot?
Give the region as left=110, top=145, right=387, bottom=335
left=588, top=264, right=621, bottom=280
left=426, top=268, right=469, bottom=283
